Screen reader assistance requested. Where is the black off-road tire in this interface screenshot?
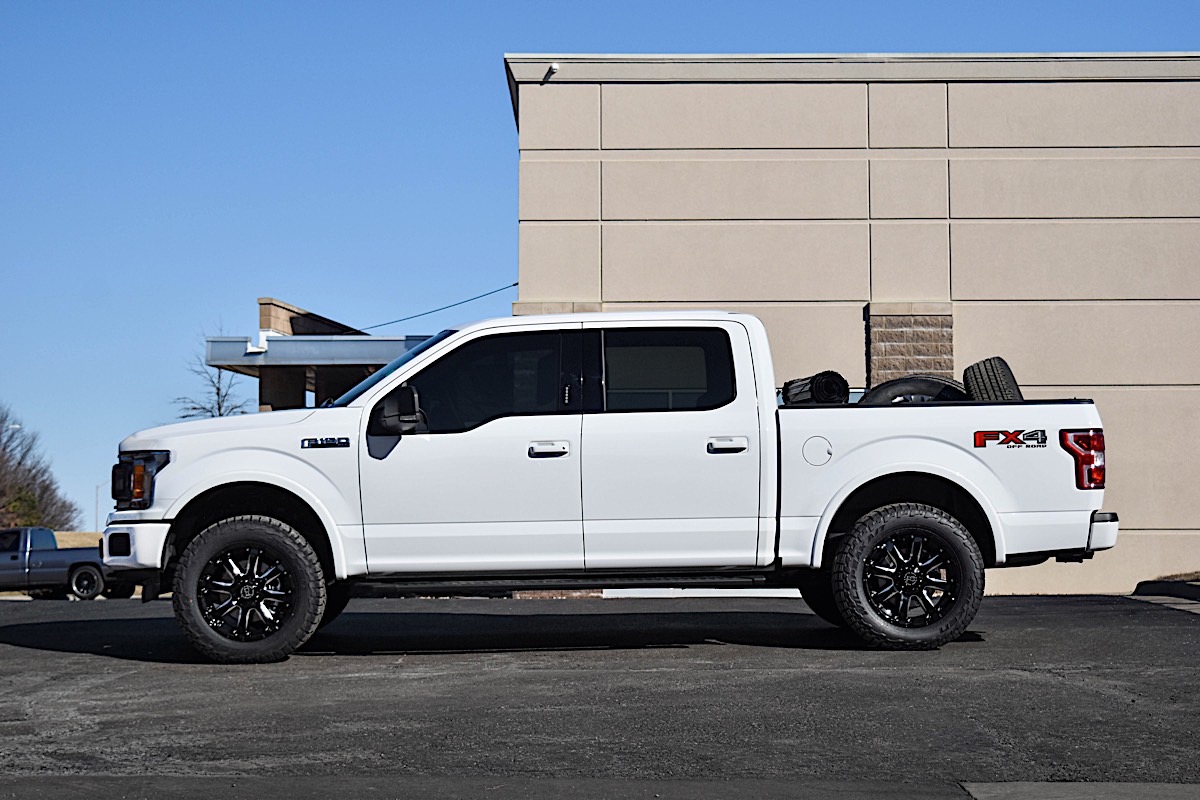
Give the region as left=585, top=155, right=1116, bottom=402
left=68, top=564, right=105, bottom=601
left=796, top=570, right=847, bottom=628
left=101, top=582, right=136, bottom=600
left=832, top=503, right=984, bottom=650
left=317, top=582, right=354, bottom=630
left=859, top=375, right=969, bottom=405
left=963, top=356, right=1023, bottom=402
left=172, top=515, right=326, bottom=664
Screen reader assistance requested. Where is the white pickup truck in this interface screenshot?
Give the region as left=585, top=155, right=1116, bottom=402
left=103, top=311, right=1117, bottom=663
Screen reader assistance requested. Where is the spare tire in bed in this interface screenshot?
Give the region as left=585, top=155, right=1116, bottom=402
left=859, top=374, right=969, bottom=405
left=963, top=356, right=1023, bottom=402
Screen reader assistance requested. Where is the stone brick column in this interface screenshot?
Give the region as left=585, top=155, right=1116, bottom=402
left=866, top=302, right=954, bottom=387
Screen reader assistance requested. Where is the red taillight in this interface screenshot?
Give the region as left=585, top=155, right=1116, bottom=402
left=1060, top=429, right=1106, bottom=490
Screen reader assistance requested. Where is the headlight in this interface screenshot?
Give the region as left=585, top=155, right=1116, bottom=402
left=112, top=450, right=170, bottom=510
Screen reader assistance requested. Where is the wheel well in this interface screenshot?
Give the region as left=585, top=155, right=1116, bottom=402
left=164, top=483, right=334, bottom=580
left=821, top=473, right=996, bottom=568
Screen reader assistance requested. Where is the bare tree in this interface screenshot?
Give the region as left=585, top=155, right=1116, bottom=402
left=0, top=403, right=82, bottom=530
left=173, top=350, right=249, bottom=419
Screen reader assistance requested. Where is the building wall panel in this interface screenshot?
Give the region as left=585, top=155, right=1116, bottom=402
left=518, top=160, right=600, bottom=221
left=517, top=223, right=601, bottom=302
left=950, top=82, right=1200, bottom=147
left=518, top=84, right=600, bottom=150
left=952, top=220, right=1200, bottom=300
left=868, top=83, right=948, bottom=148
left=600, top=222, right=869, bottom=302
left=602, top=159, right=869, bottom=221
left=601, top=84, right=867, bottom=150
left=950, top=158, right=1200, bottom=219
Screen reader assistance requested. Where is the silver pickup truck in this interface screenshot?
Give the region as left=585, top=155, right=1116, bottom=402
left=0, top=527, right=132, bottom=600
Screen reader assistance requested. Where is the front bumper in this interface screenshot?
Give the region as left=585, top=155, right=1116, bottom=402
left=1088, top=511, right=1119, bottom=552
left=102, top=522, right=171, bottom=570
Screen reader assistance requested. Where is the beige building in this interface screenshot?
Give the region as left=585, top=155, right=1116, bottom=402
left=504, top=52, right=1200, bottom=593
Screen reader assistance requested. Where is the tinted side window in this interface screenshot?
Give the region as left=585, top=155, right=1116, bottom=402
left=603, top=328, right=735, bottom=412
left=30, top=529, right=57, bottom=551
left=0, top=530, right=19, bottom=553
left=408, top=332, right=563, bottom=433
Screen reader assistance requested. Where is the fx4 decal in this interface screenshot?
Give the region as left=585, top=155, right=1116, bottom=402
left=301, top=437, right=351, bottom=449
left=974, top=430, right=1048, bottom=449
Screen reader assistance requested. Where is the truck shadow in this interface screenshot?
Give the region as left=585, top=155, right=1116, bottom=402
left=300, top=608, right=870, bottom=656
left=0, top=601, right=984, bottom=664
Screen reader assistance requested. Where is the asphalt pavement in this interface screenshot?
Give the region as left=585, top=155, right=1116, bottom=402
left=0, top=595, right=1197, bottom=799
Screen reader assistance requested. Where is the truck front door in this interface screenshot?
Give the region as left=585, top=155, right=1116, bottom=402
left=580, top=323, right=762, bottom=568
left=359, top=327, right=585, bottom=573
left=0, top=529, right=24, bottom=589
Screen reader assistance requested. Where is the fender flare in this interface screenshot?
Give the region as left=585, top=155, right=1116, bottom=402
left=809, top=463, right=1009, bottom=568
left=165, top=471, right=351, bottom=579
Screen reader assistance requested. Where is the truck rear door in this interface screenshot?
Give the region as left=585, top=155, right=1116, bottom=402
left=580, top=321, right=762, bottom=568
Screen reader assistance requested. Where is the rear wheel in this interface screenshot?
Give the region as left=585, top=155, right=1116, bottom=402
left=172, top=515, right=326, bottom=664
left=317, top=582, right=354, bottom=630
left=68, top=565, right=105, bottom=601
left=832, top=503, right=984, bottom=650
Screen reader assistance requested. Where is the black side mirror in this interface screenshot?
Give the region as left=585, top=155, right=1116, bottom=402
left=374, top=384, right=421, bottom=436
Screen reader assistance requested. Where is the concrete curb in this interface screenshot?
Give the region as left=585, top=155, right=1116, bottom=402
left=1133, top=580, right=1200, bottom=601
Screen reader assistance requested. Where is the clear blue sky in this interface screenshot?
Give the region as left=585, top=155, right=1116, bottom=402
left=2, top=0, right=1196, bottom=529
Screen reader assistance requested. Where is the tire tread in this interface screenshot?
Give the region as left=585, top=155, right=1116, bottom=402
left=963, top=356, right=1024, bottom=402
left=172, top=515, right=325, bottom=664
left=832, top=503, right=984, bottom=650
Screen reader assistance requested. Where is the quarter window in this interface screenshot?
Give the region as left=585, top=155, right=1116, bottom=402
left=602, top=328, right=735, bottom=412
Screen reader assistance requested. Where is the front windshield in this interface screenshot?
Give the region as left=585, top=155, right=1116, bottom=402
left=328, top=329, right=456, bottom=407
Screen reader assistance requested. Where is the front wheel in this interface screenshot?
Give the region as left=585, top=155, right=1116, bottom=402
left=68, top=564, right=105, bottom=601
left=172, top=515, right=326, bottom=664
left=832, top=503, right=984, bottom=650
left=796, top=571, right=846, bottom=628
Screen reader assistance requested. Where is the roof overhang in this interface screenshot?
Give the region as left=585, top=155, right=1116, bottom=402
left=206, top=335, right=428, bottom=378
left=504, top=51, right=1200, bottom=124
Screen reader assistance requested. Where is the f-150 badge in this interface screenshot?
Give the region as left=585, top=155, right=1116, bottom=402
left=974, top=430, right=1047, bottom=448
left=301, top=437, right=351, bottom=449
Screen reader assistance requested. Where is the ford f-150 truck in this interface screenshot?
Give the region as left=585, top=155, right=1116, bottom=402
left=102, top=312, right=1117, bottom=663
left=1, top=526, right=132, bottom=600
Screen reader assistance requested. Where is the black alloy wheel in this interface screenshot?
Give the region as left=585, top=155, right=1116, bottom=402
left=172, top=515, right=326, bottom=664
left=861, top=529, right=959, bottom=628
left=832, top=503, right=984, bottom=650
left=198, top=545, right=295, bottom=642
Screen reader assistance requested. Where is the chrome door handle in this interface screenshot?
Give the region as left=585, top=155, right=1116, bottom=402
left=707, top=436, right=749, bottom=454
left=528, top=441, right=570, bottom=458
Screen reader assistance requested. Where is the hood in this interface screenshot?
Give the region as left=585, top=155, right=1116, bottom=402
left=120, top=409, right=318, bottom=450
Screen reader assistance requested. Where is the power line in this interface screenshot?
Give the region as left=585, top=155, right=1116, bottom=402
left=358, top=282, right=518, bottom=332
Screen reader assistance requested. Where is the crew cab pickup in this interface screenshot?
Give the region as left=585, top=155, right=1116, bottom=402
left=103, top=312, right=1117, bottom=663
left=1, top=527, right=129, bottom=600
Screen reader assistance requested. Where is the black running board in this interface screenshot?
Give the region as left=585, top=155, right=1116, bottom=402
left=349, top=572, right=776, bottom=598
